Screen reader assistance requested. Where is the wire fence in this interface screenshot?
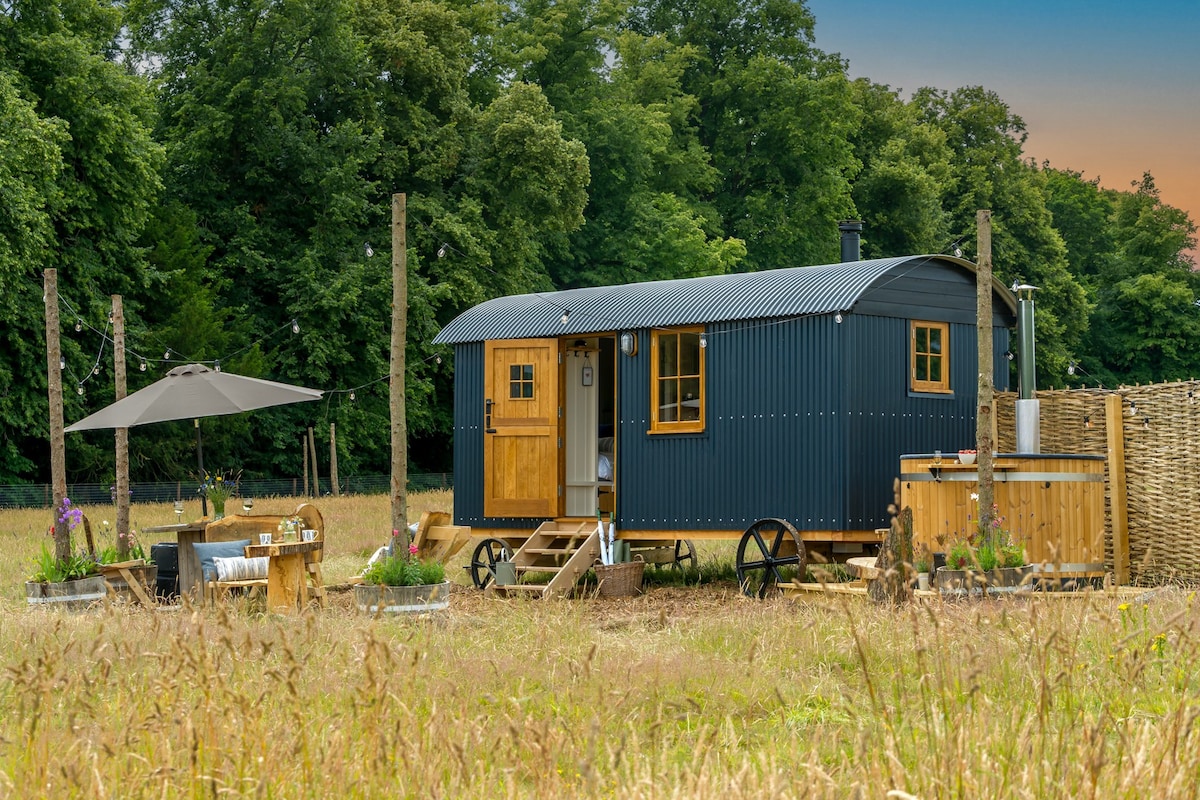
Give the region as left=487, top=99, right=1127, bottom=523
left=0, top=473, right=452, bottom=509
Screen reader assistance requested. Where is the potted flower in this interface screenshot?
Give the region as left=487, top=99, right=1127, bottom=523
left=354, top=542, right=450, bottom=614
left=913, top=545, right=932, bottom=592
left=936, top=493, right=1031, bottom=593
left=197, top=470, right=240, bottom=519
left=25, top=498, right=108, bottom=608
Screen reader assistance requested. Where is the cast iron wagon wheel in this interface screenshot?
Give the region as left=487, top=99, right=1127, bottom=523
left=673, top=539, right=696, bottom=569
left=468, top=538, right=514, bottom=590
left=736, top=518, right=806, bottom=598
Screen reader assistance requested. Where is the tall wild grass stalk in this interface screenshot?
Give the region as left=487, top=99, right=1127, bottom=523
left=0, top=496, right=1196, bottom=797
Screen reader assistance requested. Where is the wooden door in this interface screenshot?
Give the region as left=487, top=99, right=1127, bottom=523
left=483, top=339, right=559, bottom=518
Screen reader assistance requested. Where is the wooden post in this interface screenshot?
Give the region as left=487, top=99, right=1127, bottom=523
left=45, top=269, right=70, bottom=561
left=113, top=295, right=131, bottom=557
left=329, top=423, right=340, bottom=496
left=1105, top=394, right=1130, bottom=584
left=302, top=435, right=310, bottom=496
left=307, top=426, right=319, bottom=496
left=975, top=210, right=995, bottom=533
left=390, top=192, right=409, bottom=552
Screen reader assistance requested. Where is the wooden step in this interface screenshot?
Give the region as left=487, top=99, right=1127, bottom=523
left=495, top=584, right=547, bottom=592
left=523, top=547, right=576, bottom=555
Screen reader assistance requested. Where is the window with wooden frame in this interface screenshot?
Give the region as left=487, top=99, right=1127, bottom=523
left=650, top=327, right=705, bottom=433
left=911, top=320, right=950, bottom=393
left=508, top=363, right=535, bottom=399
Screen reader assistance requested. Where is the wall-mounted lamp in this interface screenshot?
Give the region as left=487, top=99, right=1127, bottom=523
left=619, top=332, right=637, bottom=356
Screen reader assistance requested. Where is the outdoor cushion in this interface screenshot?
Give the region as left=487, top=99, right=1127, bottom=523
left=213, top=555, right=269, bottom=582
left=193, top=539, right=251, bottom=582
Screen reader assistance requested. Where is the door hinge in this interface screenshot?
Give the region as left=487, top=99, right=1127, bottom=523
left=557, top=436, right=562, bottom=449
left=557, top=485, right=563, bottom=496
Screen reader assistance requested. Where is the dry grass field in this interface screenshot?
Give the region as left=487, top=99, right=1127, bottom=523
left=1, top=492, right=1199, bottom=798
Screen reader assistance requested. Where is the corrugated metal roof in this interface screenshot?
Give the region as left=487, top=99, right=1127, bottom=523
left=433, top=255, right=1015, bottom=344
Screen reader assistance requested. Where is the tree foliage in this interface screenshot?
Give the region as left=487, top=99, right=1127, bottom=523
left=0, top=0, right=1196, bottom=484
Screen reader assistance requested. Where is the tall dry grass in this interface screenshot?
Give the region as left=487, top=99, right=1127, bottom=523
left=0, top=495, right=1198, bottom=797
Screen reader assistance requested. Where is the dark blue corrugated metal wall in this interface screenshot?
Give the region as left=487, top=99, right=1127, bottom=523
left=616, top=315, right=849, bottom=531
left=843, top=316, right=1012, bottom=529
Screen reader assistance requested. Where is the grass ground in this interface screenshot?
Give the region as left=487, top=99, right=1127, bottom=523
left=1, top=493, right=1198, bottom=798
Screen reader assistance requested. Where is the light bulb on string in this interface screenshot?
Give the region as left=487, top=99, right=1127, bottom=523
left=435, top=355, right=442, bottom=364
left=59, top=356, right=65, bottom=370
left=699, top=334, right=707, bottom=348
left=560, top=310, right=570, bottom=326
left=92, top=365, right=100, bottom=375
left=139, top=359, right=147, bottom=372
left=107, top=310, right=114, bottom=324
left=364, top=242, right=374, bottom=258
left=437, top=244, right=447, bottom=258
left=75, top=319, right=82, bottom=332
left=76, top=385, right=84, bottom=396
left=349, top=391, right=356, bottom=401
left=163, top=350, right=171, bottom=360
left=291, top=319, right=300, bottom=334
left=214, top=360, right=221, bottom=373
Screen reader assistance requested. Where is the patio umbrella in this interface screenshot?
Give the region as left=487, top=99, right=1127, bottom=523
left=65, top=363, right=323, bottom=510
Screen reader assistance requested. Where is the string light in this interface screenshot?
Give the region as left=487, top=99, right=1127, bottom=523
left=560, top=310, right=570, bottom=326
left=59, top=356, right=65, bottom=370
left=214, top=360, right=221, bottom=372
left=139, top=359, right=147, bottom=371
left=834, top=313, right=843, bottom=324
left=437, top=244, right=447, bottom=258
left=349, top=391, right=355, bottom=401
left=1128, top=402, right=1138, bottom=416
left=75, top=318, right=82, bottom=332
left=435, top=355, right=442, bottom=364
left=291, top=319, right=300, bottom=334
left=699, top=334, right=707, bottom=348
left=76, top=385, right=84, bottom=396
left=1143, top=416, right=1151, bottom=429
left=364, top=242, right=374, bottom=258
left=107, top=309, right=114, bottom=324
left=1084, top=415, right=1092, bottom=429
left=1068, top=361, right=1076, bottom=376
left=92, top=365, right=100, bottom=375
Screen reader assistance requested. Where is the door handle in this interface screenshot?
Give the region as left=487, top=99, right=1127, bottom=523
left=485, top=398, right=496, bottom=433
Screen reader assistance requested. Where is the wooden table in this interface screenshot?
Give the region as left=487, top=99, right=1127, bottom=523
left=244, top=540, right=321, bottom=613
left=143, top=520, right=211, bottom=600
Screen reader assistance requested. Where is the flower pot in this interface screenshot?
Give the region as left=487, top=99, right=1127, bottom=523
left=25, top=575, right=108, bottom=609
left=935, top=565, right=1033, bottom=594
left=916, top=572, right=930, bottom=592
left=355, top=581, right=451, bottom=615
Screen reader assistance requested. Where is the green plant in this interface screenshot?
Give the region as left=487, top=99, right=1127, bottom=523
left=945, top=492, right=1027, bottom=571
left=29, top=542, right=100, bottom=583
left=197, top=469, right=240, bottom=512
left=361, top=543, right=445, bottom=586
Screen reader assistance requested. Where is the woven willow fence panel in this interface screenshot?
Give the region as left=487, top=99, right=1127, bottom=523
left=998, top=380, right=1200, bottom=583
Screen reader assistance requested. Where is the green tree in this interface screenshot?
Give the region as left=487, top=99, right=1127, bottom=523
left=1087, top=273, right=1200, bottom=385
left=0, top=0, right=162, bottom=482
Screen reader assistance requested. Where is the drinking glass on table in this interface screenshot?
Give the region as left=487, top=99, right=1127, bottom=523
left=173, top=500, right=184, bottom=521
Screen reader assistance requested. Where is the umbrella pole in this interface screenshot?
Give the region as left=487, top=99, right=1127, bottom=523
left=196, top=419, right=208, bottom=517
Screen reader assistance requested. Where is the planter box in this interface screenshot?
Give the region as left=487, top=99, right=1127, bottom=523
left=25, top=575, right=108, bottom=609
left=935, top=565, right=1034, bottom=594
left=354, top=581, right=451, bottom=615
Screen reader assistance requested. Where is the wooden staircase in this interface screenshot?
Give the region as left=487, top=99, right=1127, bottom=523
left=490, top=520, right=601, bottom=599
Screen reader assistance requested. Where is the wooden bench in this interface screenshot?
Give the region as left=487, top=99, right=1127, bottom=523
left=202, top=503, right=326, bottom=606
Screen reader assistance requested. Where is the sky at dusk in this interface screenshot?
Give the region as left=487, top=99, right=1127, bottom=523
left=806, top=0, right=1200, bottom=247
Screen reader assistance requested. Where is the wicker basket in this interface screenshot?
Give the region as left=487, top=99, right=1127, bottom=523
left=594, top=557, right=645, bottom=598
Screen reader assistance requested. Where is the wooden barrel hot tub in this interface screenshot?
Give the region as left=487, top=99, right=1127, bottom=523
left=899, top=454, right=1107, bottom=577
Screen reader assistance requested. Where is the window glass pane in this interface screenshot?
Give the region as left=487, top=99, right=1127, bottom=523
left=659, top=380, right=679, bottom=421
left=915, top=327, right=928, bottom=352
left=680, top=378, right=700, bottom=420
left=509, top=364, right=520, bottom=381
left=915, top=356, right=928, bottom=381
left=522, top=364, right=534, bottom=381
left=929, top=328, right=942, bottom=355
left=679, top=333, right=700, bottom=375
left=659, top=334, right=679, bottom=377
left=522, top=381, right=534, bottom=398
left=510, top=383, right=521, bottom=399
left=929, top=357, right=941, bottom=382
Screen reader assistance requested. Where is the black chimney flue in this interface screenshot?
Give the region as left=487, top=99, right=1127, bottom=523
left=838, top=220, right=863, bottom=262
